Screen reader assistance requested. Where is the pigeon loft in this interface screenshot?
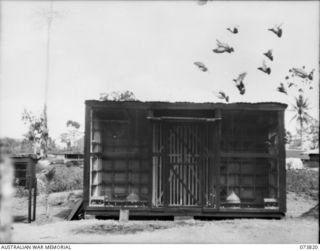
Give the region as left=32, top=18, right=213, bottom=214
left=83, top=101, right=287, bottom=219
left=11, top=154, right=38, bottom=223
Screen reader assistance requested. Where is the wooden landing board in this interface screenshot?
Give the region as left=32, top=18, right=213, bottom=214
left=67, top=199, right=83, bottom=221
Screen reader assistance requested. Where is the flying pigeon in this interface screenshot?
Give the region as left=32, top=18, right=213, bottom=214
left=214, top=91, right=229, bottom=102
left=194, top=61, right=208, bottom=72
left=298, top=88, right=304, bottom=93
left=263, top=49, right=273, bottom=61
left=213, top=40, right=234, bottom=53
left=268, top=24, right=283, bottom=38
left=233, top=72, right=247, bottom=95
left=258, top=60, right=271, bottom=75
left=227, top=26, right=239, bottom=34
left=285, top=76, right=289, bottom=80
left=290, top=67, right=314, bottom=81
left=277, top=83, right=287, bottom=95
left=197, top=0, right=209, bottom=5
left=288, top=82, right=297, bottom=88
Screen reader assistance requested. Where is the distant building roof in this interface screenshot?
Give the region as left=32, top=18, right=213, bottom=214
left=286, top=149, right=309, bottom=160
left=303, top=149, right=319, bottom=155
left=48, top=151, right=83, bottom=155
left=10, top=153, right=38, bottom=158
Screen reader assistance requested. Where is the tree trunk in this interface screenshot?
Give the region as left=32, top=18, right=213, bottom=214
left=300, top=121, right=303, bottom=150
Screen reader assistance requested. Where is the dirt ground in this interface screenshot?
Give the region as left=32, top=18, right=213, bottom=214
left=10, top=191, right=319, bottom=244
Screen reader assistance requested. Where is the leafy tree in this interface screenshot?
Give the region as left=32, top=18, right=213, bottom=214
left=60, top=120, right=83, bottom=151
left=21, top=109, right=49, bottom=158
left=66, top=120, right=80, bottom=129
left=285, top=130, right=292, bottom=145
left=0, top=137, right=34, bottom=154
left=99, top=90, right=136, bottom=101
left=302, top=118, right=319, bottom=150
left=290, top=94, right=313, bottom=149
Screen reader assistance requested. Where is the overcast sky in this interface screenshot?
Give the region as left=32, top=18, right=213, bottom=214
left=0, top=1, right=319, bottom=139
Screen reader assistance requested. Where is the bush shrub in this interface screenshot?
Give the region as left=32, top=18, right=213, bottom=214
left=287, top=169, right=319, bottom=199
left=40, top=164, right=83, bottom=193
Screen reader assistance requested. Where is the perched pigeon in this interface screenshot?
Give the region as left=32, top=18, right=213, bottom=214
left=214, top=91, right=229, bottom=102
left=233, top=72, right=247, bottom=95
left=265, top=132, right=277, bottom=147
left=268, top=24, right=283, bottom=38
left=194, top=61, right=208, bottom=72
left=227, top=26, right=239, bottom=34
left=258, top=60, right=271, bottom=75
left=277, top=83, right=287, bottom=94
left=263, top=49, right=273, bottom=61
left=291, top=67, right=314, bottom=81
left=213, top=40, right=234, bottom=53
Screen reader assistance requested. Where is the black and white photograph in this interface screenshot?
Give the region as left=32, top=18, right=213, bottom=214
left=0, top=0, right=319, bottom=245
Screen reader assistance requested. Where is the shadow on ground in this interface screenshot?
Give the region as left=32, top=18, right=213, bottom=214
left=72, top=221, right=205, bottom=235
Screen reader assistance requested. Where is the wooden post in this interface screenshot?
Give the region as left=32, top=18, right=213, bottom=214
left=119, top=209, right=129, bottom=222
left=28, top=178, right=32, bottom=223
left=33, top=179, right=37, bottom=221
left=147, top=110, right=154, bottom=207
left=278, top=110, right=286, bottom=213
left=83, top=104, right=92, bottom=210
left=0, top=156, right=14, bottom=243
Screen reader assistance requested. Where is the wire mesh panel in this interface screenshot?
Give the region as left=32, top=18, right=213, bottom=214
left=89, top=109, right=150, bottom=207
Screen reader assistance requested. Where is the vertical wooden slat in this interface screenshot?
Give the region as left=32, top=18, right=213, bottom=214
left=159, top=123, right=163, bottom=205
left=191, top=126, right=195, bottom=205
left=163, top=123, right=169, bottom=207
left=183, top=126, right=187, bottom=205
left=172, top=126, right=179, bottom=205
left=215, top=109, right=222, bottom=210
left=178, top=126, right=184, bottom=205
left=177, top=126, right=180, bottom=205
left=152, top=124, right=157, bottom=206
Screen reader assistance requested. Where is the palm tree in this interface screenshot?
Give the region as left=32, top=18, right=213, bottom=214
left=290, top=94, right=313, bottom=149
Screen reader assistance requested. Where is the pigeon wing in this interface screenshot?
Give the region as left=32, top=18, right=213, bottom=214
left=216, top=39, right=229, bottom=48
left=238, top=72, right=247, bottom=82
left=194, top=62, right=205, bottom=68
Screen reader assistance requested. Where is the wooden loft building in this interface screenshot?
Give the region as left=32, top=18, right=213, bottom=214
left=83, top=101, right=287, bottom=218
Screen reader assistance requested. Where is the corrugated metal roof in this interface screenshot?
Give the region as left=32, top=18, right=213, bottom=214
left=86, top=100, right=287, bottom=106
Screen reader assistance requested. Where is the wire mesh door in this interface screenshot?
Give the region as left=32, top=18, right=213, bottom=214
left=166, top=123, right=208, bottom=207
left=152, top=122, right=210, bottom=207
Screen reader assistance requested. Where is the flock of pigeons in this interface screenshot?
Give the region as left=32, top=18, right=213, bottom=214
left=193, top=24, right=315, bottom=102
left=277, top=66, right=315, bottom=95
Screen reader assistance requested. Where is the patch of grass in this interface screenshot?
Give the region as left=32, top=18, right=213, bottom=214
left=287, top=169, right=319, bottom=200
